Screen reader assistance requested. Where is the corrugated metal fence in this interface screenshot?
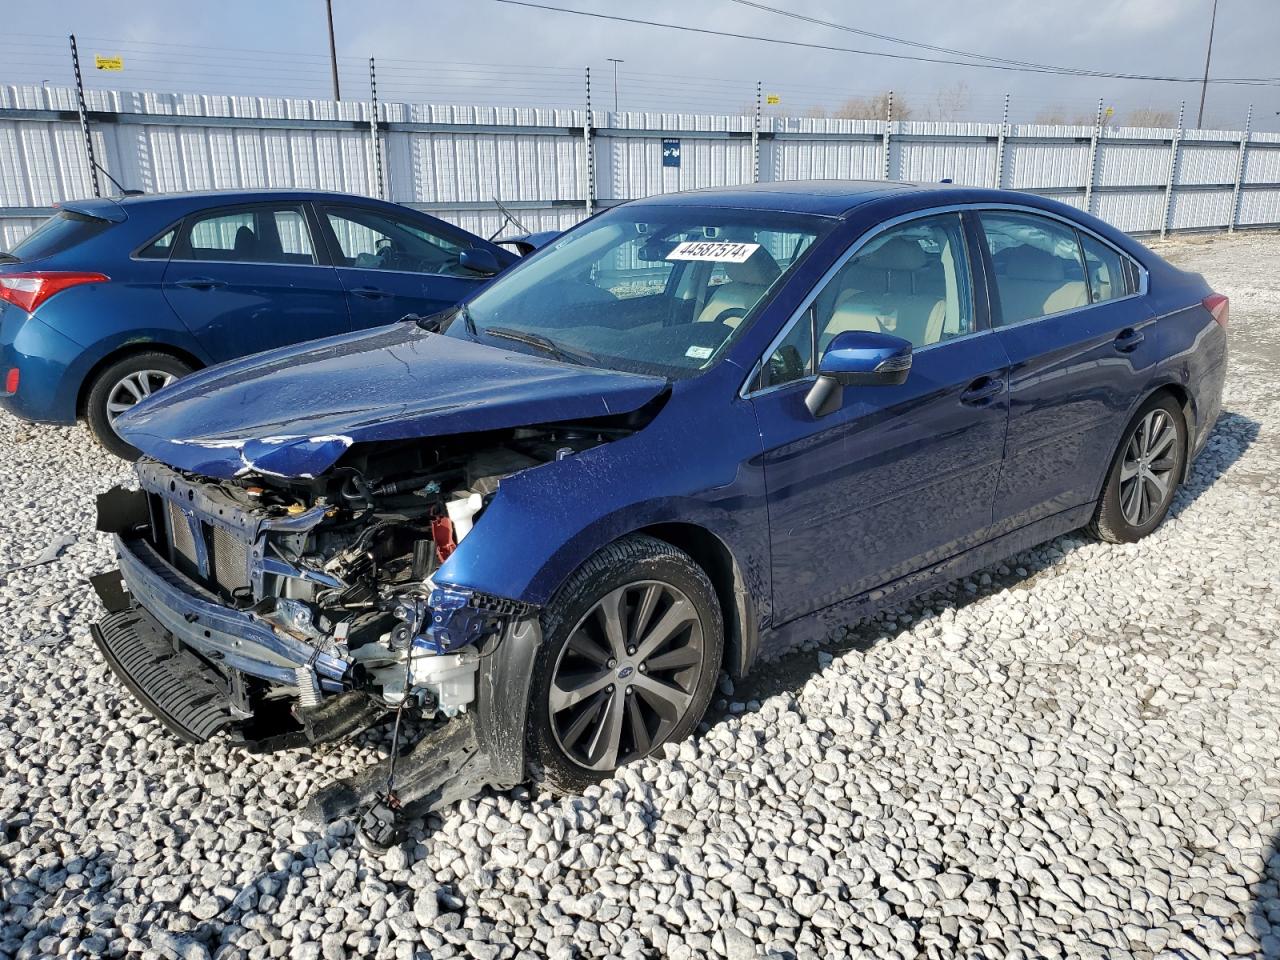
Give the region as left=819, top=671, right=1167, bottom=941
left=3, top=83, right=1279, bottom=250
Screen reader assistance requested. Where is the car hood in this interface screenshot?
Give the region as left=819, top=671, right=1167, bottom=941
left=115, top=324, right=668, bottom=481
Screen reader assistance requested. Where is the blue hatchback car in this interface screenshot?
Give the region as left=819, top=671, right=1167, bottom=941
left=0, top=189, right=518, bottom=457
left=89, top=181, right=1227, bottom=841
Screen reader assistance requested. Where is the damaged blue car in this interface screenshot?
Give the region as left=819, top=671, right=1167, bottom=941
left=91, top=181, right=1227, bottom=844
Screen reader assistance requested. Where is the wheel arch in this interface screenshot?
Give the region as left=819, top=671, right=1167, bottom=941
left=1144, top=381, right=1196, bottom=483
left=633, top=521, right=759, bottom=680
left=76, top=342, right=205, bottom=418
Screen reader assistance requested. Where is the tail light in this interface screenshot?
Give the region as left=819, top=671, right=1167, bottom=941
left=0, top=271, right=109, bottom=314
left=1203, top=293, right=1229, bottom=328
left=4, top=368, right=17, bottom=393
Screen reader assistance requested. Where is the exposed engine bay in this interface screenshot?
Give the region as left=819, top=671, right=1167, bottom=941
left=90, top=409, right=654, bottom=844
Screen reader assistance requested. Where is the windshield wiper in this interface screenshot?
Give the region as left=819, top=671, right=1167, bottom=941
left=0, top=252, right=18, bottom=264
left=412, top=303, right=476, bottom=336
left=482, top=326, right=590, bottom=366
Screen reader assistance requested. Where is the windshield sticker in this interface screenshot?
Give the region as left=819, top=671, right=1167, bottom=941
left=685, top=345, right=714, bottom=359
left=666, top=240, right=761, bottom=263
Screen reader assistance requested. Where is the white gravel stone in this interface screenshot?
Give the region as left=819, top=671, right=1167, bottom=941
left=1, top=232, right=1279, bottom=959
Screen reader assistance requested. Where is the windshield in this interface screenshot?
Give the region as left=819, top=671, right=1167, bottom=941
left=456, top=205, right=832, bottom=378
left=10, top=211, right=112, bottom=261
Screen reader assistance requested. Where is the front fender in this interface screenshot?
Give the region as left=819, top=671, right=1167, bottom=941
left=434, top=389, right=770, bottom=613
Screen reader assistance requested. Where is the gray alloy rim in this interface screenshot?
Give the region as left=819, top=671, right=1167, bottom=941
left=549, top=580, right=705, bottom=772
left=1119, top=409, right=1178, bottom=527
left=105, top=370, right=177, bottom=420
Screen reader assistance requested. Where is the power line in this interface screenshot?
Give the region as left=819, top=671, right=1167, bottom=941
left=486, top=0, right=1280, bottom=86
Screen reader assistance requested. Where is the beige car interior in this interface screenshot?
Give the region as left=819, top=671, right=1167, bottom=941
left=815, top=229, right=968, bottom=351
left=992, top=245, right=1089, bottom=325
left=693, top=247, right=783, bottom=327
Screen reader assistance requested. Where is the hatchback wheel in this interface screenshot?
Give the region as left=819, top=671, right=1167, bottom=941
left=1090, top=394, right=1187, bottom=543
left=530, top=535, right=722, bottom=791
left=85, top=352, right=192, bottom=460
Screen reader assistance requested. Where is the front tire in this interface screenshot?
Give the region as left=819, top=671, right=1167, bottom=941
left=85, top=352, right=192, bottom=460
left=530, top=535, right=723, bottom=792
left=1089, top=394, right=1187, bottom=543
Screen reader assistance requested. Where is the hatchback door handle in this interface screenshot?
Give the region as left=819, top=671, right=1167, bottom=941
left=352, top=286, right=389, bottom=300
left=1114, top=328, right=1145, bottom=352
left=960, top=377, right=1004, bottom=406
left=174, top=277, right=226, bottom=291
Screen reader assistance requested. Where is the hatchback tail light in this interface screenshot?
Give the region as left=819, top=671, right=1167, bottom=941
left=1203, top=293, right=1229, bottom=328
left=3, top=368, right=17, bottom=394
left=0, top=271, right=109, bottom=314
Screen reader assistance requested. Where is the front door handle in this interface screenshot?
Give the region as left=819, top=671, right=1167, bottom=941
left=174, top=277, right=227, bottom=291
left=352, top=286, right=389, bottom=300
left=1114, top=328, right=1145, bottom=352
left=960, top=376, right=1004, bottom=406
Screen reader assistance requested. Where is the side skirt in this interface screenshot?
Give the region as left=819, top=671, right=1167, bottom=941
left=761, top=504, right=1094, bottom=657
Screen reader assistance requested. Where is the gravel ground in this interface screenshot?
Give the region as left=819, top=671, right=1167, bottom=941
left=2, top=231, right=1279, bottom=960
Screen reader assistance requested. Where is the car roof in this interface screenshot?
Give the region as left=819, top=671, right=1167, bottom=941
left=623, top=180, right=1077, bottom=219
left=106, top=188, right=399, bottom=210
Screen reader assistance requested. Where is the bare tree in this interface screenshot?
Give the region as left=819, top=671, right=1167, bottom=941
left=1034, top=105, right=1098, bottom=125
left=819, top=91, right=912, bottom=121
left=926, top=81, right=971, bottom=121
left=1127, top=106, right=1178, bottom=127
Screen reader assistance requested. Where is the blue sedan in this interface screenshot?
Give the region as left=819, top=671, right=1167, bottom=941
left=0, top=189, right=519, bottom=457
left=90, top=180, right=1227, bottom=842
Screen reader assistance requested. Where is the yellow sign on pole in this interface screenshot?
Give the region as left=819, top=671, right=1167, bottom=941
left=766, top=94, right=780, bottom=105
left=95, top=55, right=124, bottom=72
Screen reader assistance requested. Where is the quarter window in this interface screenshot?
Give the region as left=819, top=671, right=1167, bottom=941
left=1079, top=232, right=1135, bottom=303
left=136, top=227, right=177, bottom=260
left=980, top=211, right=1089, bottom=326
left=180, top=205, right=317, bottom=265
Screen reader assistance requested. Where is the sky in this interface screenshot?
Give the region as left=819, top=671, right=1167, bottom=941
left=3, top=0, right=1277, bottom=130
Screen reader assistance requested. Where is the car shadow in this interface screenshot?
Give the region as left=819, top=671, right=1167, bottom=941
left=1254, top=833, right=1280, bottom=958
left=708, top=409, right=1261, bottom=723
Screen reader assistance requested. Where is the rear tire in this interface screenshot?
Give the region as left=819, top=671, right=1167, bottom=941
left=1089, top=394, right=1187, bottom=543
left=85, top=352, right=192, bottom=460
left=529, top=535, right=723, bottom=793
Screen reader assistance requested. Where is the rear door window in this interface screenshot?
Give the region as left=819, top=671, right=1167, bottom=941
left=10, top=211, right=111, bottom=261
left=979, top=212, right=1089, bottom=326
left=177, top=205, right=318, bottom=265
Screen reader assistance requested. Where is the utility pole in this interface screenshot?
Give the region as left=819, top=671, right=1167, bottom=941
left=1196, top=0, right=1218, bottom=129
left=606, top=58, right=623, bottom=114
left=326, top=0, right=341, bottom=101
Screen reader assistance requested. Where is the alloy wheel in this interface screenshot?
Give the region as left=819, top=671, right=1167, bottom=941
left=1119, top=408, right=1178, bottom=526
left=549, top=580, right=705, bottom=772
left=105, top=370, right=177, bottom=420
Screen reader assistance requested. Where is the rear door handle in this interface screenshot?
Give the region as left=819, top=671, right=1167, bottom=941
left=960, top=376, right=1004, bottom=406
left=174, top=277, right=226, bottom=291
left=352, top=286, right=389, bottom=300
left=1114, top=328, right=1145, bottom=352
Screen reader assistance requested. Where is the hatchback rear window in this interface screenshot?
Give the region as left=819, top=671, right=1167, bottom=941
left=10, top=211, right=112, bottom=261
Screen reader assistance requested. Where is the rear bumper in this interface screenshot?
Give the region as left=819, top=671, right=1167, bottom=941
left=0, top=308, right=82, bottom=424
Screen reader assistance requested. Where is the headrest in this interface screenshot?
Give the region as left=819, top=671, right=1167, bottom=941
left=1003, top=245, right=1065, bottom=281
left=725, top=247, right=782, bottom=286
left=865, top=237, right=929, bottom=271
left=233, top=225, right=258, bottom=257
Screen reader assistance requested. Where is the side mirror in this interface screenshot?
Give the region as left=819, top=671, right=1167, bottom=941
left=459, top=248, right=501, bottom=276
left=805, top=330, right=912, bottom=418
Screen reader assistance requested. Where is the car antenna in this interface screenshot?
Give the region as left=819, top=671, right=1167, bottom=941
left=93, top=160, right=144, bottom=197
left=487, top=195, right=529, bottom=241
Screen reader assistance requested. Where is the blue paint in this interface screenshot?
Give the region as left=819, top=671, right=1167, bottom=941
left=106, top=181, right=1227, bottom=671
left=0, top=189, right=519, bottom=426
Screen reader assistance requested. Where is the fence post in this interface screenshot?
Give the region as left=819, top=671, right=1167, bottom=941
left=368, top=57, right=385, bottom=200
left=1228, top=104, right=1251, bottom=234
left=882, top=90, right=894, bottom=180
left=1083, top=98, right=1103, bottom=214
left=583, top=67, right=594, bottom=218
left=752, top=81, right=761, bottom=183
left=1160, top=102, right=1184, bottom=239
left=68, top=34, right=101, bottom=198
left=993, top=93, right=1009, bottom=189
